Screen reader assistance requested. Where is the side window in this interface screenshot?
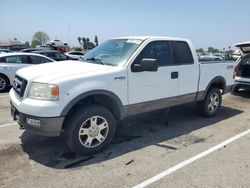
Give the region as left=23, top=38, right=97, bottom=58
left=55, top=53, right=67, bottom=60
left=134, top=41, right=173, bottom=67
left=4, top=56, right=26, bottom=64
left=71, top=52, right=82, bottom=55
left=30, top=56, right=52, bottom=64
left=171, top=41, right=194, bottom=64
left=44, top=52, right=53, bottom=58
left=0, top=57, right=6, bottom=63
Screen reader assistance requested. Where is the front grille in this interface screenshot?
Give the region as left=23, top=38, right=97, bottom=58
left=13, top=75, right=27, bottom=99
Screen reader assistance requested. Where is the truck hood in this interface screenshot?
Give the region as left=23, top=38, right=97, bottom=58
left=235, top=41, right=250, bottom=54
left=16, top=60, right=113, bottom=83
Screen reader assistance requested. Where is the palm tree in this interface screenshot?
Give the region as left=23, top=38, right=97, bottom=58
left=77, top=37, right=81, bottom=47
left=86, top=38, right=90, bottom=50
left=82, top=37, right=87, bottom=51
left=94, top=36, right=98, bottom=46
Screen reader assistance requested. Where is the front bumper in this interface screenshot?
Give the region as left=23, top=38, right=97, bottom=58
left=10, top=102, right=64, bottom=137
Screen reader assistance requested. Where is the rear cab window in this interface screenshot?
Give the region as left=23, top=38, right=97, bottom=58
left=171, top=41, right=194, bottom=65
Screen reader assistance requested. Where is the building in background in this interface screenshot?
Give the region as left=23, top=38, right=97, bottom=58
left=0, top=39, right=25, bottom=51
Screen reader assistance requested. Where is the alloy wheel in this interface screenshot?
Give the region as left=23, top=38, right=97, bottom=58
left=0, top=78, right=6, bottom=91
left=208, top=93, right=219, bottom=112
left=78, top=116, right=109, bottom=148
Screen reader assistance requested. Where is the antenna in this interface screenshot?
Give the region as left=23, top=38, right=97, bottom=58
left=67, top=24, right=70, bottom=47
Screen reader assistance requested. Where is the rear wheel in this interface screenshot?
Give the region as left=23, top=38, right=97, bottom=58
left=65, top=105, right=116, bottom=155
left=0, top=75, right=9, bottom=92
left=197, top=88, right=222, bottom=117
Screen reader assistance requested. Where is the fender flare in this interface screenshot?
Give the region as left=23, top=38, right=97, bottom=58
left=198, top=76, right=226, bottom=101
left=60, top=90, right=125, bottom=119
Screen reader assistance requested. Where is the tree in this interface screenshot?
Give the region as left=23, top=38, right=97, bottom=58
left=94, top=36, right=98, bottom=46
left=31, top=31, right=50, bottom=47
left=87, top=42, right=95, bottom=50
left=80, top=36, right=96, bottom=51
left=71, top=47, right=82, bottom=51
left=82, top=37, right=87, bottom=51
left=85, top=38, right=95, bottom=50
left=208, top=46, right=219, bottom=53
left=196, top=48, right=204, bottom=53
left=77, top=37, right=82, bottom=47
left=24, top=41, right=30, bottom=48
left=86, top=38, right=90, bottom=48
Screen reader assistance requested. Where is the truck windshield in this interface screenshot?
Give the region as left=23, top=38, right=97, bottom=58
left=82, top=39, right=143, bottom=66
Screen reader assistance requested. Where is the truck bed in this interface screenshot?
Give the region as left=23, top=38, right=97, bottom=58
left=198, top=60, right=235, bottom=92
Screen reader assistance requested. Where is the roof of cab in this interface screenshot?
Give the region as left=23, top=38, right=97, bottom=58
left=113, top=36, right=190, bottom=41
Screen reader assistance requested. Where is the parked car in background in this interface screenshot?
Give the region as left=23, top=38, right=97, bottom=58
left=0, top=53, right=55, bottom=92
left=199, top=55, right=224, bottom=62
left=20, top=47, right=51, bottom=53
left=64, top=51, right=85, bottom=60
left=0, top=49, right=13, bottom=54
left=36, top=45, right=51, bottom=49
left=46, top=40, right=68, bottom=47
left=33, top=50, right=72, bottom=61
left=233, top=42, right=250, bottom=91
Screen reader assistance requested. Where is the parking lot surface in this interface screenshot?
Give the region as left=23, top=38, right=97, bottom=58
left=0, top=91, right=250, bottom=188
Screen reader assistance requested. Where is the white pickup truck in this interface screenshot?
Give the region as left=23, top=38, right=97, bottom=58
left=10, top=36, right=235, bottom=155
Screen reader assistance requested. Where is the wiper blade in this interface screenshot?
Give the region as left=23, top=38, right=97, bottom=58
left=85, top=57, right=104, bottom=65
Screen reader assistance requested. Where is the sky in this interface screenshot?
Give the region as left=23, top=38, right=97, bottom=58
left=1, top=0, right=250, bottom=50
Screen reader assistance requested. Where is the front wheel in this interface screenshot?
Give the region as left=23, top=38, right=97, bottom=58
left=65, top=105, right=116, bottom=155
left=0, top=75, right=9, bottom=92
left=197, top=88, right=222, bottom=117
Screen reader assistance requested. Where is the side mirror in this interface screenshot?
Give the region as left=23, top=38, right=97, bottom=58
left=132, top=58, right=158, bottom=72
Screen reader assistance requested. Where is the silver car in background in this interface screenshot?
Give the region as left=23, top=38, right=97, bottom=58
left=0, top=52, right=55, bottom=92
left=233, top=42, right=250, bottom=91
left=64, top=51, right=85, bottom=60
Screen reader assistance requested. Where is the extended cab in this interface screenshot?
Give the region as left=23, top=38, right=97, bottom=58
left=10, top=36, right=235, bottom=155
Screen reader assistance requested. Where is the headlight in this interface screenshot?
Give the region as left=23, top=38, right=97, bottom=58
left=28, top=82, right=59, bottom=101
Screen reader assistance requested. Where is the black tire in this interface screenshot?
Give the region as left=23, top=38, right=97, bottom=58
left=0, top=75, right=9, bottom=92
left=233, top=85, right=240, bottom=92
left=65, top=105, right=116, bottom=155
left=197, top=88, right=222, bottom=117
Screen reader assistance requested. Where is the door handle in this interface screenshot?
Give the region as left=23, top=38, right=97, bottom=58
left=114, top=76, right=126, bottom=80
left=4, top=67, right=11, bottom=70
left=171, top=72, right=178, bottom=79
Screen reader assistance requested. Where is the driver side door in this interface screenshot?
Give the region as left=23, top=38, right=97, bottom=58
left=127, top=40, right=179, bottom=115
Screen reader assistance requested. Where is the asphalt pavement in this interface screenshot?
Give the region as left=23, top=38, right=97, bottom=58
left=0, top=90, right=249, bottom=188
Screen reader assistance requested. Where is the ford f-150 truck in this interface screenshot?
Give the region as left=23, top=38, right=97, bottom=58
left=9, top=36, right=235, bottom=155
